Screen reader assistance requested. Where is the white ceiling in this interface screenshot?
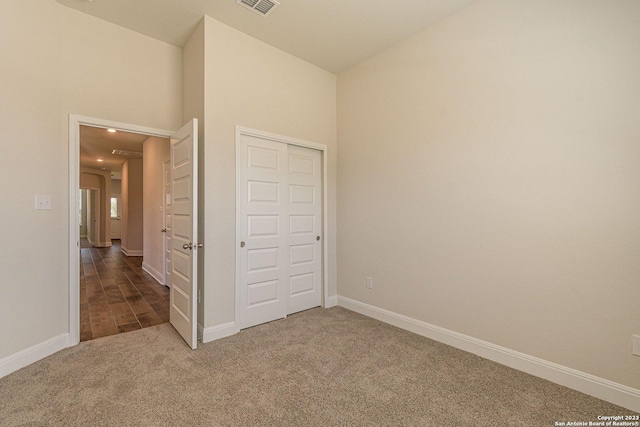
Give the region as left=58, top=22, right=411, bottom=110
left=80, top=126, right=150, bottom=178
left=56, top=0, right=477, bottom=73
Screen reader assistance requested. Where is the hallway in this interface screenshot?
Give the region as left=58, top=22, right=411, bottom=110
left=80, top=240, right=170, bottom=341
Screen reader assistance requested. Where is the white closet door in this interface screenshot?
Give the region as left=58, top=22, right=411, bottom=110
left=238, top=135, right=289, bottom=329
left=287, top=145, right=322, bottom=314
left=238, top=134, right=323, bottom=329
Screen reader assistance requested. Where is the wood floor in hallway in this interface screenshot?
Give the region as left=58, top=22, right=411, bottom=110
left=80, top=240, right=170, bottom=342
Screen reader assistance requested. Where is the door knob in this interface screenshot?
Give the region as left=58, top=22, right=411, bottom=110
left=161, top=229, right=167, bottom=233
left=182, top=242, right=193, bottom=250
left=240, top=241, right=245, bottom=248
left=196, top=243, right=203, bottom=249
left=316, top=236, right=320, bottom=241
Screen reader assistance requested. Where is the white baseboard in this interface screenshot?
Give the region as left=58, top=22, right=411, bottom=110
left=199, top=322, right=236, bottom=344
left=120, top=246, right=143, bottom=256
left=337, top=296, right=640, bottom=413
left=93, top=241, right=112, bottom=248
left=0, top=334, right=70, bottom=379
left=142, top=262, right=164, bottom=285
left=324, top=295, right=338, bottom=308
left=80, top=234, right=87, bottom=239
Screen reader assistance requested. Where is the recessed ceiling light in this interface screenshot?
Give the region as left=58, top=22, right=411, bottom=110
left=97, top=158, right=104, bottom=162
left=107, top=128, right=117, bottom=133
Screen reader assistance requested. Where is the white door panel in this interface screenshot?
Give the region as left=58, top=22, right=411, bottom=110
left=247, top=215, right=279, bottom=237
left=169, top=119, right=198, bottom=349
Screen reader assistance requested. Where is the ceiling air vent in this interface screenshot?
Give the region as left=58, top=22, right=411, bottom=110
left=236, top=0, right=279, bottom=17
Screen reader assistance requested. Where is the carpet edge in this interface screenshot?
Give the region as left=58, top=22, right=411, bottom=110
left=337, top=295, right=640, bottom=413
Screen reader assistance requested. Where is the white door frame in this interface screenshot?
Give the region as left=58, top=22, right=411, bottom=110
left=68, top=114, right=174, bottom=346
left=234, top=126, right=330, bottom=333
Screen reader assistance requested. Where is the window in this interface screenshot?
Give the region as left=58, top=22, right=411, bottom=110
left=110, top=197, right=119, bottom=218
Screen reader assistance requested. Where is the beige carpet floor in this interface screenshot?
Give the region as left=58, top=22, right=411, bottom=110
left=0, top=307, right=635, bottom=426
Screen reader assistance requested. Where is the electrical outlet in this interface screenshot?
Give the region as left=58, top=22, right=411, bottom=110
left=633, top=335, right=640, bottom=357
left=366, top=276, right=373, bottom=289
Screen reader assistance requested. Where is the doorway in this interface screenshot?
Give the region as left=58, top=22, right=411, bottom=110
left=69, top=115, right=200, bottom=349
left=77, top=125, right=170, bottom=342
left=110, top=195, right=122, bottom=240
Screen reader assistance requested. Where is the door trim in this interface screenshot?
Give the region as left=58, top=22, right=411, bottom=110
left=68, top=114, right=174, bottom=346
left=234, top=126, right=329, bottom=333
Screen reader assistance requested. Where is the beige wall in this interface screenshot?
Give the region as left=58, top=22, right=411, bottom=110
left=0, top=0, right=182, bottom=359
left=199, top=17, right=338, bottom=328
left=337, top=0, right=640, bottom=389
left=182, top=19, right=206, bottom=328
left=142, top=137, right=170, bottom=281
left=121, top=159, right=144, bottom=254
left=80, top=172, right=101, bottom=189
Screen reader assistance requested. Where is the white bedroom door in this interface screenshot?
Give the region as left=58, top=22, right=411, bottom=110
left=237, top=133, right=322, bottom=330
left=169, top=119, right=199, bottom=349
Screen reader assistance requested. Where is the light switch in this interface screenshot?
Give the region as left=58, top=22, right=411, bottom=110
left=35, top=195, right=52, bottom=210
